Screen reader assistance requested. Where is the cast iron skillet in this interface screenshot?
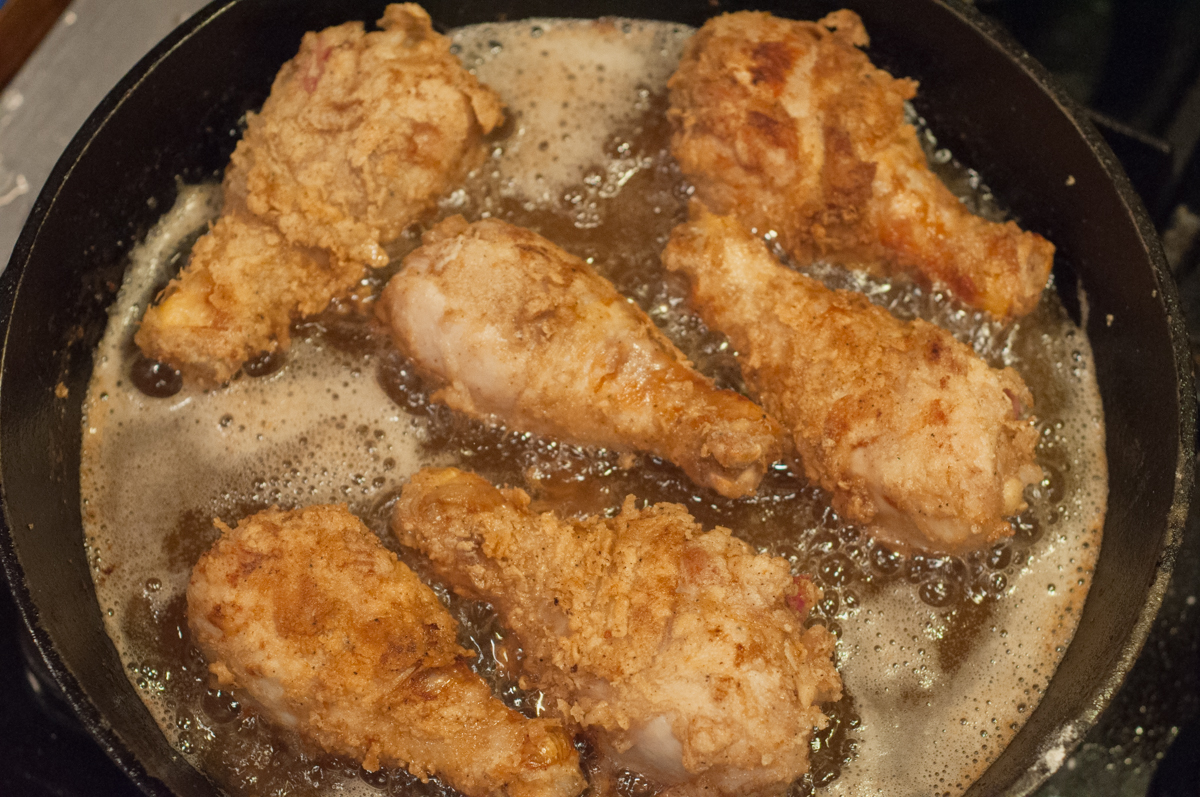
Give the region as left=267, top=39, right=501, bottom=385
left=0, top=0, right=1192, bottom=795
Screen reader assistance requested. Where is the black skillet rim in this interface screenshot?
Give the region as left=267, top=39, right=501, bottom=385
left=0, top=3, right=242, bottom=794
left=936, top=1, right=1195, bottom=792
left=0, top=0, right=1193, bottom=795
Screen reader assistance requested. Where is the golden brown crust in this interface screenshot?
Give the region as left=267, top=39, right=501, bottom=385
left=187, top=504, right=586, bottom=797
left=393, top=467, right=841, bottom=796
left=234, top=4, right=504, bottom=267
left=668, top=10, right=1054, bottom=319
left=134, top=213, right=358, bottom=385
left=662, top=203, right=1043, bottom=554
left=136, top=4, right=504, bottom=386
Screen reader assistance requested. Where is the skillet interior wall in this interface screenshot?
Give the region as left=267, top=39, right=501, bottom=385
left=0, top=1, right=1190, bottom=796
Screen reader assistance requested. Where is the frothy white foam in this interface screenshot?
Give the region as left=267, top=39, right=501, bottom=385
left=453, top=19, right=690, bottom=205
left=81, top=17, right=1107, bottom=797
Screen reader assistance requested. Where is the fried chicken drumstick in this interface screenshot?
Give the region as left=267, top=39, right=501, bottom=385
left=663, top=203, right=1042, bottom=554
left=137, top=4, right=504, bottom=385
left=378, top=216, right=783, bottom=499
left=667, top=10, right=1054, bottom=319
left=393, top=467, right=841, bottom=796
left=187, top=504, right=586, bottom=797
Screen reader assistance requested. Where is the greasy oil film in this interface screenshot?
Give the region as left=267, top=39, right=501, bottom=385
left=80, top=18, right=1105, bottom=797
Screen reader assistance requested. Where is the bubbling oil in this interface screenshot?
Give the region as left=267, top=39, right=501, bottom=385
left=80, top=18, right=1106, bottom=797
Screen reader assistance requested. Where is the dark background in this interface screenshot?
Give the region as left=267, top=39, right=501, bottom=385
left=977, top=3, right=1200, bottom=793
left=0, top=0, right=1197, bottom=795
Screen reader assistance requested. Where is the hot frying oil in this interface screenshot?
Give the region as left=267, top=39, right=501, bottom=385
left=80, top=18, right=1106, bottom=797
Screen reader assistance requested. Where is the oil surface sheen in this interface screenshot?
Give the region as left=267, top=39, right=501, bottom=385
left=80, top=18, right=1106, bottom=797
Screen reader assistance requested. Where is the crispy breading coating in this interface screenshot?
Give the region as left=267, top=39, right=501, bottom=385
left=233, top=4, right=504, bottom=266
left=187, top=504, right=586, bottom=797
left=378, top=216, right=783, bottom=499
left=667, top=10, right=1054, bottom=319
left=136, top=4, right=504, bottom=386
left=134, top=213, right=358, bottom=385
left=393, top=467, right=841, bottom=796
left=662, top=203, right=1043, bottom=554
